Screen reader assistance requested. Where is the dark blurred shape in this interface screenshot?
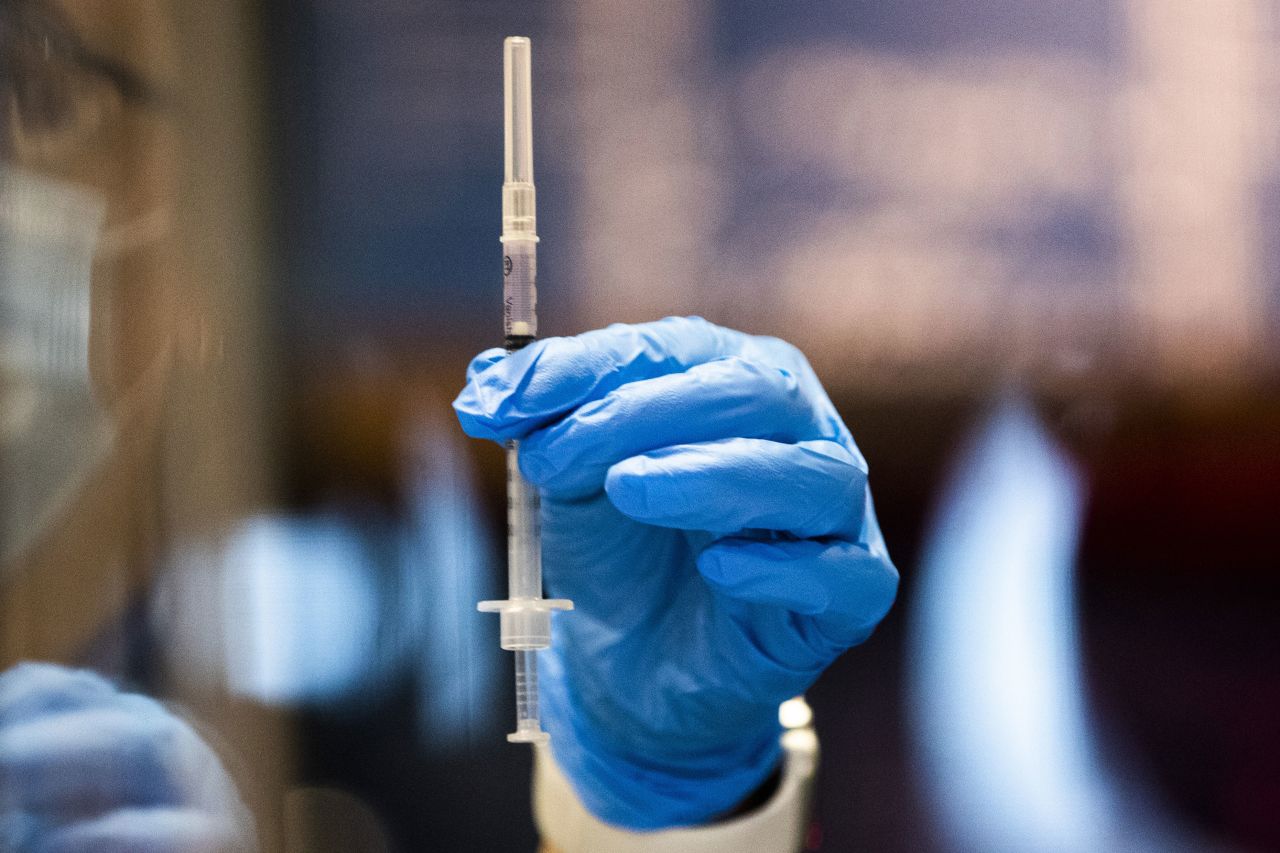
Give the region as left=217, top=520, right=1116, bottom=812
left=0, top=0, right=155, bottom=142
left=285, top=787, right=391, bottom=853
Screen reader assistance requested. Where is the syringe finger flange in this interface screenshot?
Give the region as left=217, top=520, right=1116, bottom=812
left=478, top=597, right=573, bottom=650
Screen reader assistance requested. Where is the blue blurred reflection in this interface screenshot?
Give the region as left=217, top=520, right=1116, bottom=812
left=400, top=419, right=499, bottom=748
left=220, top=516, right=382, bottom=706
left=157, top=419, right=499, bottom=749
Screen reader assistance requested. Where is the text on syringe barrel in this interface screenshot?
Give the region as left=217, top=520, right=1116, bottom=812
left=503, top=238, right=537, bottom=339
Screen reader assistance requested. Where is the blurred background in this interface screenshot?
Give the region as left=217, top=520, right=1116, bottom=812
left=2, top=0, right=1278, bottom=850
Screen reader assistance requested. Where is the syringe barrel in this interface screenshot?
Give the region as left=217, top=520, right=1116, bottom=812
left=506, top=441, right=541, bottom=598
left=499, top=441, right=551, bottom=650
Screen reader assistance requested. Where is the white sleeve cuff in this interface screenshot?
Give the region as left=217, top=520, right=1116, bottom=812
left=533, top=727, right=818, bottom=853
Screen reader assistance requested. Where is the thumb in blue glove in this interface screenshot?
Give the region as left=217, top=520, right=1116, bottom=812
left=454, top=317, right=898, bottom=830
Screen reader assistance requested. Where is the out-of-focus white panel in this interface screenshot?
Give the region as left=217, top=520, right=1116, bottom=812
left=910, top=398, right=1109, bottom=851
left=908, top=396, right=1214, bottom=851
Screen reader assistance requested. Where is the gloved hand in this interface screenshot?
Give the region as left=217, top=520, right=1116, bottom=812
left=455, top=317, right=897, bottom=830
left=0, top=662, right=256, bottom=852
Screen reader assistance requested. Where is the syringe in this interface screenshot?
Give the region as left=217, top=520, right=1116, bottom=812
left=478, top=36, right=572, bottom=745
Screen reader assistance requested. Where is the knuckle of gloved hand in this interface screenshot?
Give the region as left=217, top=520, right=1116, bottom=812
left=745, top=333, right=809, bottom=371
left=663, top=314, right=716, bottom=341
left=704, top=357, right=808, bottom=428
left=711, top=354, right=798, bottom=393
left=464, top=347, right=506, bottom=382
left=516, top=421, right=583, bottom=485
left=516, top=445, right=556, bottom=486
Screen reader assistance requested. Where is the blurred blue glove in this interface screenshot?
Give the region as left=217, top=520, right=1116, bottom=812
left=0, top=662, right=255, bottom=853
left=454, top=317, right=898, bottom=829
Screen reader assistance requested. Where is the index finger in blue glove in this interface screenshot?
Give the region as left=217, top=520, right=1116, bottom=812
left=518, top=358, right=821, bottom=498
left=604, top=438, right=867, bottom=538
left=0, top=664, right=116, bottom=727
left=454, top=317, right=756, bottom=441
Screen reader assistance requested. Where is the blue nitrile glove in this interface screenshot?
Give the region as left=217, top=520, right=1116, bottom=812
left=454, top=317, right=898, bottom=830
left=0, top=662, right=255, bottom=852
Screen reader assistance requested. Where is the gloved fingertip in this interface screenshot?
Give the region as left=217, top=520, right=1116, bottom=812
left=695, top=543, right=775, bottom=596
left=855, top=556, right=900, bottom=627
left=693, top=544, right=727, bottom=582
